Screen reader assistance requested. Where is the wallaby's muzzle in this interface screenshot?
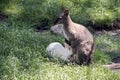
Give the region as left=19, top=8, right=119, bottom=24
left=50, top=24, right=64, bottom=35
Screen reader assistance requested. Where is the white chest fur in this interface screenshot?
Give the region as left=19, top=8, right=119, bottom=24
left=62, top=26, right=69, bottom=41
left=51, top=24, right=70, bottom=41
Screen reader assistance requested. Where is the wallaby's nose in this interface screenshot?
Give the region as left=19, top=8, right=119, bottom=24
left=50, top=27, right=56, bottom=35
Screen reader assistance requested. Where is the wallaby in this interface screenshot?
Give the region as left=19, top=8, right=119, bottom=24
left=54, top=8, right=95, bottom=65
left=50, top=24, right=72, bottom=50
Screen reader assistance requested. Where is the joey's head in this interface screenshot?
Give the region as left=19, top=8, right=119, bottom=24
left=54, top=8, right=70, bottom=24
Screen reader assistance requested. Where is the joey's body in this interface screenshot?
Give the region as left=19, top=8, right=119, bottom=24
left=53, top=8, right=95, bottom=65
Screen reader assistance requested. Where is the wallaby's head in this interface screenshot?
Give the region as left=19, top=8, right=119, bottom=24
left=54, top=8, right=69, bottom=24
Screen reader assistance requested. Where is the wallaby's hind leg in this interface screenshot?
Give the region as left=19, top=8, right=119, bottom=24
left=87, top=44, right=95, bottom=65
left=72, top=42, right=94, bottom=65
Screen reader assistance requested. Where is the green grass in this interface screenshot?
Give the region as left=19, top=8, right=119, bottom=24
left=0, top=0, right=120, bottom=28
left=0, top=0, right=120, bottom=79
left=0, top=21, right=120, bottom=80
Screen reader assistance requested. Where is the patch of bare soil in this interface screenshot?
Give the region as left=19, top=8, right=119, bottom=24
left=103, top=63, right=120, bottom=72
left=94, top=29, right=120, bottom=36
left=103, top=51, right=120, bottom=72
left=110, top=56, right=120, bottom=71
left=103, top=59, right=120, bottom=72
left=95, top=30, right=120, bottom=72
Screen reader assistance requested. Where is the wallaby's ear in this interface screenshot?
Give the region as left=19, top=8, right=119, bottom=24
left=61, top=7, right=69, bottom=16
left=64, top=9, right=69, bottom=16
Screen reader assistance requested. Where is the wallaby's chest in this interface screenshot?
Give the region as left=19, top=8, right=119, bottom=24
left=62, top=27, right=70, bottom=41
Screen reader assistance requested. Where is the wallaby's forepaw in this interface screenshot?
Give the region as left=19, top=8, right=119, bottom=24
left=68, top=54, right=76, bottom=63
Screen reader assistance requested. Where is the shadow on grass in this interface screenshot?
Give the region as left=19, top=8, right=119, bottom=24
left=106, top=50, right=120, bottom=63
left=0, top=0, right=10, bottom=11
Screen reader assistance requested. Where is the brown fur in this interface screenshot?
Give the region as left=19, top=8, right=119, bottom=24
left=54, top=8, right=95, bottom=65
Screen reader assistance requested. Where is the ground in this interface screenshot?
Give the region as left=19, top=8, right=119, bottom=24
left=37, top=25, right=120, bottom=72
left=0, top=14, right=120, bottom=79
left=103, top=53, right=120, bottom=72
left=94, top=30, right=120, bottom=72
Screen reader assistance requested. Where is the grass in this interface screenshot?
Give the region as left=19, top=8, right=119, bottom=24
left=0, top=0, right=120, bottom=28
left=0, top=21, right=120, bottom=80
left=0, top=0, right=120, bottom=79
